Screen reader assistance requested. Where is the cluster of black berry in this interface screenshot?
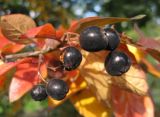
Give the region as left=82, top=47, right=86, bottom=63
left=79, top=26, right=131, bottom=76
left=30, top=25, right=131, bottom=101
left=30, top=78, right=69, bottom=101
left=30, top=47, right=82, bottom=101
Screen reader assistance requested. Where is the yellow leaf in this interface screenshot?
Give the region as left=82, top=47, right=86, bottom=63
left=127, top=44, right=144, bottom=62
left=80, top=50, right=111, bottom=107
left=70, top=88, right=111, bottom=117
left=111, top=66, right=149, bottom=95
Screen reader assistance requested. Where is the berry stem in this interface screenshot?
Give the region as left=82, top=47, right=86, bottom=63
left=38, top=54, right=48, bottom=84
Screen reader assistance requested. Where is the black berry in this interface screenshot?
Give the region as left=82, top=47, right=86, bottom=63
left=79, top=26, right=108, bottom=52
left=104, top=28, right=120, bottom=50
left=105, top=51, right=131, bottom=76
left=30, top=85, right=47, bottom=101
left=61, top=47, right=82, bottom=71
left=46, top=79, right=69, bottom=100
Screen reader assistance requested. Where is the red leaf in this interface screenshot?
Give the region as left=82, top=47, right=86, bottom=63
left=23, top=23, right=56, bottom=39
left=111, top=86, right=154, bottom=117
left=134, top=24, right=160, bottom=62
left=9, top=58, right=47, bottom=102
left=0, top=75, right=6, bottom=90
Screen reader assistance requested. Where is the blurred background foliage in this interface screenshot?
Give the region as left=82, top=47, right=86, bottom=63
left=0, top=0, right=160, bottom=117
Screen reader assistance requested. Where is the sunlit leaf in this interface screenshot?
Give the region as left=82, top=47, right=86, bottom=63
left=79, top=50, right=111, bottom=107
left=70, top=88, right=111, bottom=117
left=0, top=14, right=36, bottom=44
left=111, top=86, right=154, bottom=117
left=80, top=49, right=149, bottom=109
left=9, top=57, right=47, bottom=102
left=127, top=44, right=144, bottom=62
left=111, top=66, right=149, bottom=95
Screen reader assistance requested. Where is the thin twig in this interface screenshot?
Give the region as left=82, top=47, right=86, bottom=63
left=4, top=47, right=55, bottom=60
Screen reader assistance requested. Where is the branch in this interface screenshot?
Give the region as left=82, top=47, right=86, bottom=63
left=4, top=38, right=61, bottom=61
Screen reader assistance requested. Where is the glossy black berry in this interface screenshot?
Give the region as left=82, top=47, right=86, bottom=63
left=30, top=85, right=47, bottom=101
left=104, top=28, right=120, bottom=50
left=105, top=51, right=131, bottom=76
left=46, top=79, right=69, bottom=100
left=79, top=26, right=108, bottom=52
left=62, top=47, right=82, bottom=71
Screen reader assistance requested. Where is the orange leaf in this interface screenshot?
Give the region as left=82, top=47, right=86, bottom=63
left=56, top=25, right=66, bottom=40
left=111, top=86, right=154, bottom=117
left=1, top=43, right=25, bottom=54
left=141, top=58, right=160, bottom=77
left=23, top=23, right=56, bottom=39
left=0, top=58, right=29, bottom=76
left=9, top=57, right=47, bottom=102
left=0, top=58, right=31, bottom=91
left=0, top=29, right=11, bottom=49
left=0, top=29, right=24, bottom=54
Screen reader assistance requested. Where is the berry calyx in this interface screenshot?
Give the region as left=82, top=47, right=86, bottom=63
left=104, top=28, right=120, bottom=50
left=79, top=26, right=108, bottom=52
left=105, top=51, right=131, bottom=76
left=46, top=78, right=69, bottom=100
left=30, top=85, right=47, bottom=101
left=61, top=46, right=82, bottom=71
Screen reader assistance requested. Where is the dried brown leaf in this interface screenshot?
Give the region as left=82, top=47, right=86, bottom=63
left=69, top=15, right=146, bottom=33
left=0, top=14, right=36, bottom=44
